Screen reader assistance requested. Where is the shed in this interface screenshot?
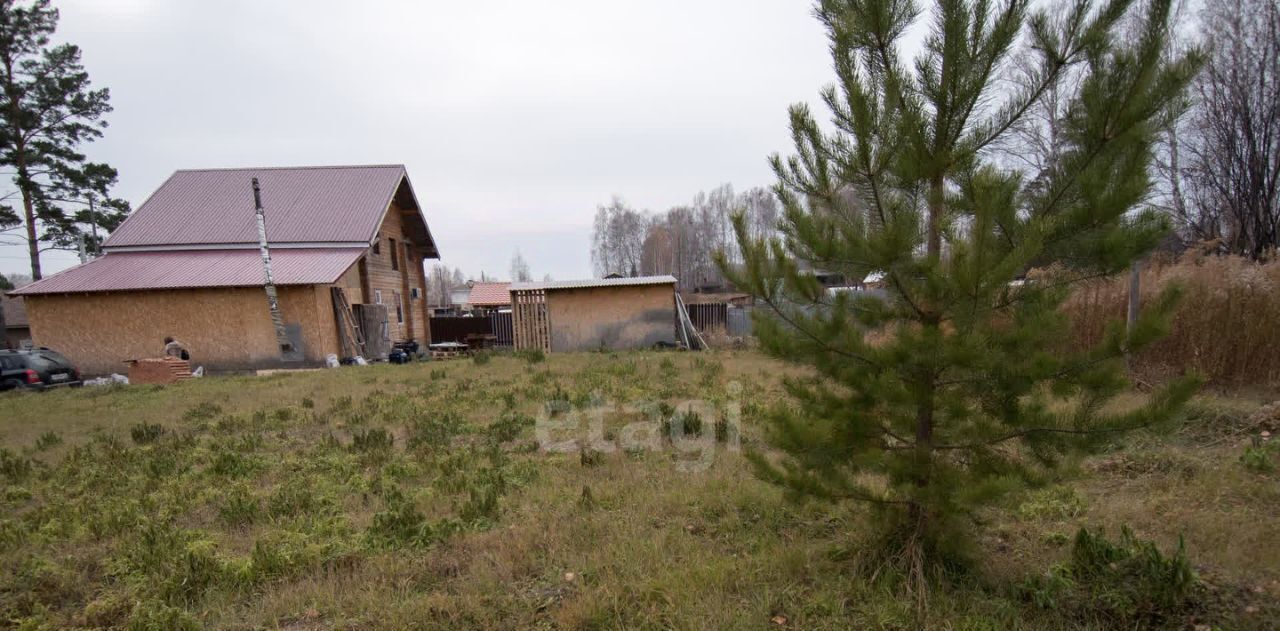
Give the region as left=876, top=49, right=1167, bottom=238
left=9, top=164, right=439, bottom=374
left=1, top=294, right=29, bottom=349
left=510, top=275, right=677, bottom=352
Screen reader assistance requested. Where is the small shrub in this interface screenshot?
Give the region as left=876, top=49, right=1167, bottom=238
left=1017, top=486, right=1086, bottom=521
left=1240, top=438, right=1276, bottom=473
left=543, top=385, right=571, bottom=417
left=1023, top=525, right=1200, bottom=625
left=126, top=600, right=201, bottom=631
left=429, top=368, right=447, bottom=380
left=209, top=450, right=257, bottom=477
left=515, top=348, right=545, bottom=364
left=34, top=431, right=62, bottom=451
left=328, top=395, right=353, bottom=413
left=408, top=412, right=460, bottom=451
left=471, top=350, right=492, bottom=366
left=218, top=486, right=260, bottom=527
left=300, top=397, right=315, bottom=409
left=144, top=450, right=181, bottom=479
left=714, top=418, right=738, bottom=444
left=662, top=410, right=704, bottom=438
left=459, top=482, right=501, bottom=522
left=0, top=448, right=33, bottom=481
left=580, top=448, right=604, bottom=467
left=486, top=411, right=534, bottom=444
left=366, top=489, right=461, bottom=548
left=182, top=402, right=223, bottom=422
left=267, top=479, right=325, bottom=518
left=350, top=428, right=395, bottom=453
left=130, top=423, right=165, bottom=445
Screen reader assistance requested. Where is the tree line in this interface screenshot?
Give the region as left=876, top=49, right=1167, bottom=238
left=589, top=184, right=780, bottom=289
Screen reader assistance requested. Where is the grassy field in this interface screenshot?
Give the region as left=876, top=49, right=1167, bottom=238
left=0, top=350, right=1278, bottom=630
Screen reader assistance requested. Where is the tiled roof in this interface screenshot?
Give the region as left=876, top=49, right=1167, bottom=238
left=103, top=165, right=430, bottom=251
left=11, top=248, right=363, bottom=296
left=466, top=282, right=511, bottom=306
left=511, top=275, right=677, bottom=291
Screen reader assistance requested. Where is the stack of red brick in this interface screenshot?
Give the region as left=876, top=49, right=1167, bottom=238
left=125, top=357, right=192, bottom=385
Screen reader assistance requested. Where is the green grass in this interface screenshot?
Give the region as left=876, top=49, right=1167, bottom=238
left=0, top=351, right=1277, bottom=629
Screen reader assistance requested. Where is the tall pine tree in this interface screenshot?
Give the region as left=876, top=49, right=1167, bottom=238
left=723, top=0, right=1203, bottom=589
left=0, top=0, right=127, bottom=279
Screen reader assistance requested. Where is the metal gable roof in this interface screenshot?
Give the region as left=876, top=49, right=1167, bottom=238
left=103, top=165, right=423, bottom=250
left=10, top=248, right=364, bottom=296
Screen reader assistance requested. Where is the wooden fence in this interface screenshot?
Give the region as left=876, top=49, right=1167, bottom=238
left=428, top=316, right=492, bottom=345
left=511, top=289, right=550, bottom=352
left=687, top=303, right=728, bottom=333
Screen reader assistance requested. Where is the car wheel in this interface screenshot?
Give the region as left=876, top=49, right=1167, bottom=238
left=1, top=379, right=23, bottom=392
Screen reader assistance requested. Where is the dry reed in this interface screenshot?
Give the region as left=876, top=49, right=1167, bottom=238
left=1063, top=254, right=1280, bottom=387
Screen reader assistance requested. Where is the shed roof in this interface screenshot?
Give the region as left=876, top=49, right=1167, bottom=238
left=511, top=275, right=677, bottom=292
left=103, top=164, right=438, bottom=256
left=466, top=282, right=511, bottom=306
left=10, top=248, right=364, bottom=296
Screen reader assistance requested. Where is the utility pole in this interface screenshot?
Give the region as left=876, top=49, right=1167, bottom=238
left=252, top=178, right=294, bottom=356
left=87, top=195, right=99, bottom=257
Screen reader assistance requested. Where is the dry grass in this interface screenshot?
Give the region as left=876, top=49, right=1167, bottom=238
left=1064, top=254, right=1280, bottom=387
left=0, top=350, right=1277, bottom=629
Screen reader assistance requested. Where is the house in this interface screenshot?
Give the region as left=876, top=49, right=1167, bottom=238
left=1, top=294, right=30, bottom=349
left=510, top=275, right=677, bottom=352
left=10, top=164, right=439, bottom=374
left=464, top=281, right=511, bottom=311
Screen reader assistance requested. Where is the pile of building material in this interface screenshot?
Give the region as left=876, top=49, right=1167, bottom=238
left=124, top=357, right=192, bottom=385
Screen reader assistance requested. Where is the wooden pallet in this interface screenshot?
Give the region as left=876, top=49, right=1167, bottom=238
left=429, top=349, right=469, bottom=359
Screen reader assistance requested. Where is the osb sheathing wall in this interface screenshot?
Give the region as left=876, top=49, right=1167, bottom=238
left=24, top=285, right=340, bottom=375
left=545, top=284, right=676, bottom=352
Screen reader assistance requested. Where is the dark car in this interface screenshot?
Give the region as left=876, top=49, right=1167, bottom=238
left=0, top=348, right=82, bottom=391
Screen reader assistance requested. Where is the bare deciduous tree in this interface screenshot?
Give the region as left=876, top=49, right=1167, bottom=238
left=590, top=196, right=647, bottom=277
left=509, top=250, right=532, bottom=282
left=1178, top=0, right=1280, bottom=256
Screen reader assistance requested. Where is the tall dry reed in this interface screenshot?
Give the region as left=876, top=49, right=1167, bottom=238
left=1063, top=254, right=1280, bottom=387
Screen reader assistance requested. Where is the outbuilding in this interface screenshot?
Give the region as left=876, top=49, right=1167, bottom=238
left=510, top=275, right=677, bottom=352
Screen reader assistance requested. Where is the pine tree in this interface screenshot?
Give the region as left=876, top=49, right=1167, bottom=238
left=723, top=0, right=1203, bottom=590
left=0, top=0, right=128, bottom=279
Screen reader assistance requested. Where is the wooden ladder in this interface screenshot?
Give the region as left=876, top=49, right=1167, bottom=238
left=331, top=287, right=365, bottom=358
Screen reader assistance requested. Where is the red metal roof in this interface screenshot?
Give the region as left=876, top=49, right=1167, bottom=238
left=467, top=282, right=511, bottom=306
left=104, top=165, right=416, bottom=249
left=11, top=248, right=363, bottom=296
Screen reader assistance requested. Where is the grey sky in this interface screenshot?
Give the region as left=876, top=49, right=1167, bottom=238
left=0, top=0, right=834, bottom=281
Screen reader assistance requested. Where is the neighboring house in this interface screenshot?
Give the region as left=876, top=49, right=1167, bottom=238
left=510, top=275, right=677, bottom=352
left=10, top=164, right=439, bottom=374
left=448, top=286, right=471, bottom=308
left=1, top=294, right=30, bottom=349
left=464, top=281, right=511, bottom=311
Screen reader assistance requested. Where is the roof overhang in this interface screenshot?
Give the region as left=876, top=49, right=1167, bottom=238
left=391, top=173, right=440, bottom=259
left=12, top=248, right=364, bottom=296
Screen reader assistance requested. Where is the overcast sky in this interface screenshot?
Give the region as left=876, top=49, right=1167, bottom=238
left=0, top=0, right=836, bottom=281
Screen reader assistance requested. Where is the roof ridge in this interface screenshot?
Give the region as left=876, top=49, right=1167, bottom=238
left=171, top=164, right=406, bottom=173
